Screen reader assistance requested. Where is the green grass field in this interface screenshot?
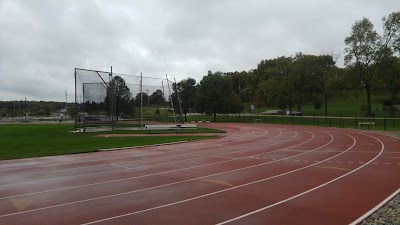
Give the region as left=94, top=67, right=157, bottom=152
left=0, top=124, right=221, bottom=160
left=248, top=91, right=398, bottom=118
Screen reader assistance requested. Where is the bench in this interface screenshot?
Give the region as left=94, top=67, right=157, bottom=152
left=358, top=122, right=375, bottom=130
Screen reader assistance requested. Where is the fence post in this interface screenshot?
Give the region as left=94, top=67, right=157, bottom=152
left=355, top=114, right=358, bottom=129
left=384, top=117, right=386, bottom=131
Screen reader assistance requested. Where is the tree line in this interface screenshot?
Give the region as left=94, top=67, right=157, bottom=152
left=87, top=11, right=399, bottom=122
left=172, top=11, right=400, bottom=120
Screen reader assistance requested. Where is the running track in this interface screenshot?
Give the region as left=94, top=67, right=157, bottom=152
left=0, top=123, right=399, bottom=225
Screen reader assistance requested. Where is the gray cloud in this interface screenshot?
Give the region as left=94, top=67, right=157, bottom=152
left=0, top=0, right=398, bottom=101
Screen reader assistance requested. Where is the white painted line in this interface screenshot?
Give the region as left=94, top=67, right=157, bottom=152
left=384, top=163, right=391, bottom=165
left=349, top=188, right=400, bottom=225
left=216, top=131, right=384, bottom=225
left=110, top=164, right=131, bottom=170
left=348, top=162, right=354, bottom=164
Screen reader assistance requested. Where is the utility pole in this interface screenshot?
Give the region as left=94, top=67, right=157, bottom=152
left=65, top=89, right=68, bottom=109
left=140, top=72, right=143, bottom=130
left=24, top=98, right=27, bottom=121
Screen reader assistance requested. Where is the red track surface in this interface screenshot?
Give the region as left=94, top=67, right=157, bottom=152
left=0, top=123, right=399, bottom=225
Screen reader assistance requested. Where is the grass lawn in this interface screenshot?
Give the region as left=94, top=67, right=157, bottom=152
left=0, top=124, right=221, bottom=160
left=247, top=91, right=398, bottom=118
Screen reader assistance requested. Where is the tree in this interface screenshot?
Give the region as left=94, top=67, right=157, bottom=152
left=104, top=75, right=132, bottom=119
left=376, top=56, right=400, bottom=116
left=135, top=92, right=149, bottom=107
left=291, top=53, right=326, bottom=112
left=382, top=11, right=400, bottom=55
left=258, top=76, right=287, bottom=110
left=150, top=90, right=165, bottom=106
left=196, top=72, right=243, bottom=122
left=345, top=18, right=381, bottom=116
left=173, top=78, right=197, bottom=122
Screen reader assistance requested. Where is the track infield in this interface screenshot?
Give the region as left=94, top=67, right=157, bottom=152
left=0, top=123, right=399, bottom=225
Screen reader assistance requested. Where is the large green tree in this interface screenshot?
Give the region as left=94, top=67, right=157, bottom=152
left=382, top=11, right=400, bottom=55
left=196, top=72, right=243, bottom=122
left=345, top=18, right=382, bottom=116
left=104, top=75, right=133, bottom=119
left=376, top=56, right=400, bottom=116
left=173, top=78, right=197, bottom=122
left=150, top=89, right=165, bottom=106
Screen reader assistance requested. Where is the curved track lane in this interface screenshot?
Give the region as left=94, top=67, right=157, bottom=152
left=0, top=123, right=399, bottom=225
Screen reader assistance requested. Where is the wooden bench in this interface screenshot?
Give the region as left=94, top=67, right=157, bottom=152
left=358, top=122, right=375, bottom=130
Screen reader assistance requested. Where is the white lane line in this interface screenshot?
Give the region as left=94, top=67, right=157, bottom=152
left=0, top=129, right=278, bottom=187
left=0, top=130, right=331, bottom=217
left=350, top=188, right=400, bottom=225
left=0, top=130, right=313, bottom=200
left=110, top=164, right=131, bottom=170
left=384, top=163, right=391, bottom=165
left=80, top=130, right=355, bottom=225
left=348, top=162, right=354, bottom=164
left=216, top=131, right=384, bottom=225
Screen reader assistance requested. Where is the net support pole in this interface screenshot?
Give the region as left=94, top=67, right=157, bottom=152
left=140, top=72, right=143, bottom=130
left=174, top=78, right=184, bottom=123
left=162, top=81, right=167, bottom=123
left=166, top=74, right=177, bottom=123
left=74, top=68, right=77, bottom=130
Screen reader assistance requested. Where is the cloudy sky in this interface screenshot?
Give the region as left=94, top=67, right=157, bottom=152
left=0, top=0, right=398, bottom=101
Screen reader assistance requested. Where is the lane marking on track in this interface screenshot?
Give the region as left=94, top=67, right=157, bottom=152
left=203, top=180, right=233, bottom=187
left=315, top=166, right=349, bottom=171
left=9, top=198, right=32, bottom=212
left=0, top=130, right=330, bottom=216
left=110, top=164, right=132, bottom=170
left=216, top=130, right=384, bottom=225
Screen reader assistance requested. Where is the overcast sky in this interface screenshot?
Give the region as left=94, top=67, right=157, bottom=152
left=0, top=0, right=398, bottom=101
